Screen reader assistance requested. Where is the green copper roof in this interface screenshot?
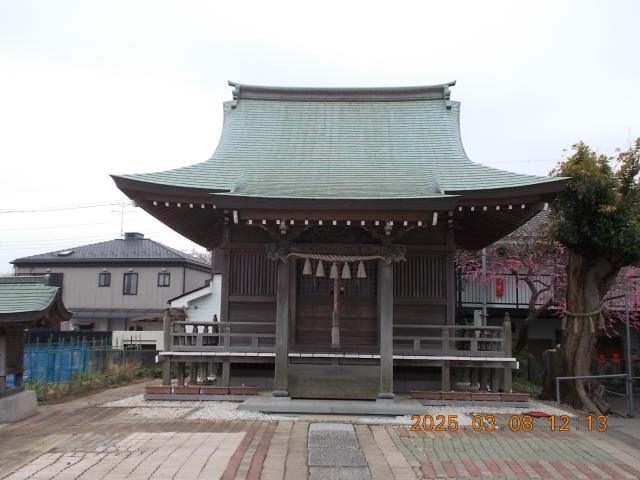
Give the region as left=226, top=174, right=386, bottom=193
left=113, top=82, right=564, bottom=200
left=0, top=282, right=60, bottom=314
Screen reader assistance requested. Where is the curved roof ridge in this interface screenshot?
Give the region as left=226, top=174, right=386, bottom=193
left=228, top=80, right=456, bottom=102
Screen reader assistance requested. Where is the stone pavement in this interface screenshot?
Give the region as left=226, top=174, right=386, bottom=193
left=3, top=384, right=640, bottom=479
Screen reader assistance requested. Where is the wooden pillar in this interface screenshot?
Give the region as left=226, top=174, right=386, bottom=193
left=161, top=309, right=172, bottom=386
left=0, top=333, right=6, bottom=394
left=221, top=361, right=230, bottom=386
left=441, top=361, right=451, bottom=391
left=273, top=259, right=290, bottom=397
left=162, top=359, right=171, bottom=386
left=445, top=227, right=455, bottom=326
left=189, top=362, right=198, bottom=384
left=220, top=247, right=231, bottom=388
left=331, top=277, right=340, bottom=349
left=491, top=368, right=501, bottom=393
left=176, top=362, right=185, bottom=387
left=162, top=308, right=172, bottom=351
left=503, top=312, right=513, bottom=393
left=480, top=368, right=490, bottom=391
left=220, top=249, right=230, bottom=345
left=378, top=260, right=394, bottom=399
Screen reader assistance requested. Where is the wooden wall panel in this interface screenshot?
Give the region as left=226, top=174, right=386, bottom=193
left=393, top=255, right=446, bottom=298
left=229, top=252, right=277, bottom=296
left=295, top=297, right=377, bottom=349
left=393, top=304, right=446, bottom=326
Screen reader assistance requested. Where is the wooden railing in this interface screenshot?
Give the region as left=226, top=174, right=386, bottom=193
left=393, top=324, right=510, bottom=357
left=165, top=319, right=512, bottom=358
left=168, top=321, right=276, bottom=352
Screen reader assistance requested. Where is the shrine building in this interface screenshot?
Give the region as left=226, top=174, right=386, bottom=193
left=112, top=81, right=567, bottom=400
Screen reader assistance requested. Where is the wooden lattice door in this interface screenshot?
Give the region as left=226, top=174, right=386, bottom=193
left=294, top=260, right=378, bottom=350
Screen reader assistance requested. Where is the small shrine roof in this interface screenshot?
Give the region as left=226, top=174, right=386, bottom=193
left=0, top=277, right=71, bottom=326
left=0, top=282, right=59, bottom=315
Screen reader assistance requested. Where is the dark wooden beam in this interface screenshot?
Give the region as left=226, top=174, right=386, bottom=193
left=378, top=260, right=394, bottom=399
left=273, top=259, right=290, bottom=397
left=238, top=209, right=446, bottom=222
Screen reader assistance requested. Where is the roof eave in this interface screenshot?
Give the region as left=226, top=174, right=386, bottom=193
left=209, top=193, right=461, bottom=211
left=110, top=174, right=229, bottom=200
left=449, top=178, right=569, bottom=203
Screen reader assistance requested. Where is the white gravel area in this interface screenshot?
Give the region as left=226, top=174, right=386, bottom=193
left=103, top=395, right=212, bottom=408
left=101, top=395, right=575, bottom=425
left=186, top=404, right=281, bottom=422
left=102, top=395, right=293, bottom=422
left=119, top=407, right=195, bottom=419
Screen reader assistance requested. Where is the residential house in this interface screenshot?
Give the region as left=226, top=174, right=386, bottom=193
left=12, top=232, right=211, bottom=332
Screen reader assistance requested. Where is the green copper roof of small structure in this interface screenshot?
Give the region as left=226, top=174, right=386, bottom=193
left=113, top=81, right=565, bottom=200
left=0, top=282, right=60, bottom=314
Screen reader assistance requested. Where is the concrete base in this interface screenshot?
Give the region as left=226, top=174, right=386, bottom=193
left=0, top=390, right=38, bottom=423
left=239, top=396, right=424, bottom=416
left=144, top=394, right=253, bottom=402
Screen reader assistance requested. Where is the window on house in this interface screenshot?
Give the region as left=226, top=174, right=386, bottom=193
left=123, top=272, right=138, bottom=295
left=157, top=272, right=171, bottom=287
left=98, top=272, right=111, bottom=287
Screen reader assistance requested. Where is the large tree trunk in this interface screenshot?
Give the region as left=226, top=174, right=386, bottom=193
left=514, top=279, right=552, bottom=355
left=560, top=251, right=620, bottom=413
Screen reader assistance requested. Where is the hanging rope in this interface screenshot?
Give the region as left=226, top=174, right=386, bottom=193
left=562, top=306, right=605, bottom=333
left=286, top=252, right=384, bottom=262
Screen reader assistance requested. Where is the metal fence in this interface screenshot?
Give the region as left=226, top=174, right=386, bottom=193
left=555, top=373, right=634, bottom=417
left=6, top=335, right=153, bottom=400
left=458, top=273, right=556, bottom=309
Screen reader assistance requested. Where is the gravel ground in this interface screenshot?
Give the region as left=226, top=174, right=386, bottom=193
left=103, top=395, right=285, bottom=421
left=101, top=395, right=574, bottom=425
left=119, top=406, right=195, bottom=419
left=103, top=395, right=213, bottom=408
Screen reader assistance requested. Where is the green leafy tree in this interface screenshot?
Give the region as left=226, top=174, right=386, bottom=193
left=552, top=139, right=640, bottom=413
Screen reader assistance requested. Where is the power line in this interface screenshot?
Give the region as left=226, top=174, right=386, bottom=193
left=0, top=200, right=128, bottom=214
left=3, top=219, right=128, bottom=231
left=0, top=228, right=170, bottom=246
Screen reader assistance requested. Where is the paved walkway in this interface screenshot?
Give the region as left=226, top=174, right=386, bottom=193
left=3, top=384, right=640, bottom=479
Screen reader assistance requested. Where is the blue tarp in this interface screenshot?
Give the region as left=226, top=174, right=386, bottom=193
left=6, top=344, right=92, bottom=387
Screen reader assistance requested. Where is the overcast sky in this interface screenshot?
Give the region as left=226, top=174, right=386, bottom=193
left=1, top=0, right=639, bottom=273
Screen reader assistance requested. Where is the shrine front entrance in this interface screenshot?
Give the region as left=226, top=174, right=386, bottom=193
left=293, top=259, right=378, bottom=351
left=287, top=258, right=381, bottom=399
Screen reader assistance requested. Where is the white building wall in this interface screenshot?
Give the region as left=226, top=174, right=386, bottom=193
left=14, top=265, right=210, bottom=310
left=170, top=274, right=221, bottom=323
left=112, top=330, right=164, bottom=350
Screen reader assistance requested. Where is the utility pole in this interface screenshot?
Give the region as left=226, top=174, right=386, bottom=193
left=625, top=294, right=634, bottom=417
left=481, top=248, right=488, bottom=326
